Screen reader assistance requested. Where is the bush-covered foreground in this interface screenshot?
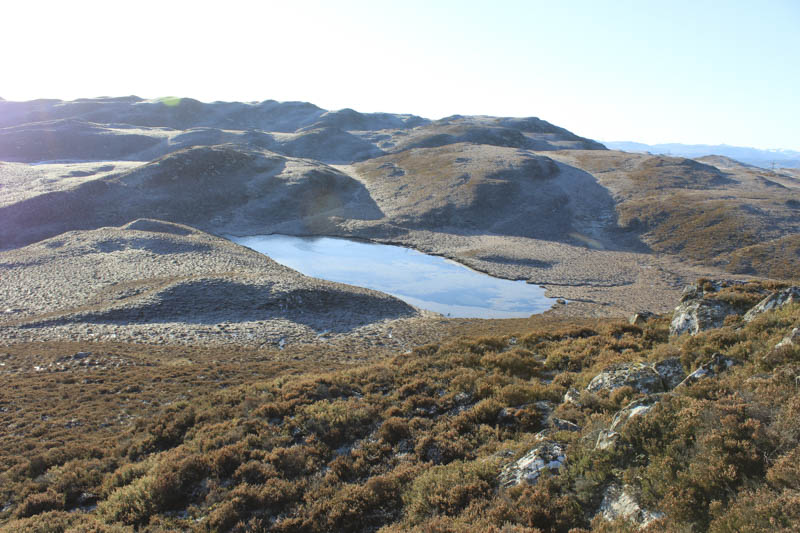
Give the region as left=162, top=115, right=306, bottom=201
left=2, top=281, right=799, bottom=532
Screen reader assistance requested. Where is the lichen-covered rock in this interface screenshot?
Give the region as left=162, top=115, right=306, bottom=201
left=616, top=396, right=661, bottom=434
left=744, top=287, right=800, bottom=322
left=599, top=483, right=664, bottom=526
left=586, top=362, right=665, bottom=395
left=677, top=353, right=738, bottom=388
left=654, top=357, right=686, bottom=390
left=670, top=297, right=736, bottom=336
left=586, top=358, right=683, bottom=400
left=679, top=283, right=704, bottom=302
left=498, top=441, right=565, bottom=487
left=595, top=395, right=662, bottom=451
left=611, top=395, right=662, bottom=431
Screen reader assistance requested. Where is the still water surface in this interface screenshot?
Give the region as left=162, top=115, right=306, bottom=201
left=231, top=234, right=555, bottom=319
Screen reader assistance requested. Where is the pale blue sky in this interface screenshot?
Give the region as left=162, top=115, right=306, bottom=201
left=3, top=0, right=798, bottom=149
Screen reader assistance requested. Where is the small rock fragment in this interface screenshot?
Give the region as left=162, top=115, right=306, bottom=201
left=550, top=418, right=580, bottom=432
left=629, top=311, right=655, bottom=326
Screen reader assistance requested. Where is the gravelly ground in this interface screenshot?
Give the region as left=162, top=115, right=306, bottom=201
left=0, top=215, right=727, bottom=351
left=0, top=219, right=447, bottom=350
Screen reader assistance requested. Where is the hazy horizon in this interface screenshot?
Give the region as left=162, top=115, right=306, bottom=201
left=3, top=0, right=799, bottom=151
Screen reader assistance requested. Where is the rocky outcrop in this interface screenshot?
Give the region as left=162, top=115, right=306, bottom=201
left=498, top=441, right=566, bottom=487
left=598, top=483, right=664, bottom=527
left=671, top=283, right=798, bottom=335
left=744, top=287, right=800, bottom=322
left=591, top=361, right=683, bottom=451
left=586, top=358, right=684, bottom=395
left=677, top=353, right=738, bottom=388
left=670, top=295, right=736, bottom=336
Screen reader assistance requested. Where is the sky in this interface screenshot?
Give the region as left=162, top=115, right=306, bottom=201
left=2, top=0, right=799, bottom=150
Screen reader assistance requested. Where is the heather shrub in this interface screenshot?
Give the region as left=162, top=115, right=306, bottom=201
left=480, top=349, right=543, bottom=379
left=267, top=445, right=323, bottom=479
left=3, top=291, right=798, bottom=531
left=45, top=458, right=104, bottom=508
left=295, top=398, right=378, bottom=447
left=491, top=477, right=585, bottom=532
left=13, top=490, right=64, bottom=518
left=499, top=381, right=564, bottom=407
left=403, top=460, right=498, bottom=523
left=127, top=403, right=196, bottom=459
left=98, top=476, right=157, bottom=526
left=470, top=398, right=504, bottom=424
left=233, top=460, right=278, bottom=485
left=708, top=486, right=800, bottom=533
left=378, top=417, right=411, bottom=444
left=0, top=511, right=128, bottom=533
left=102, top=459, right=153, bottom=497
left=301, top=475, right=404, bottom=532
left=203, top=481, right=301, bottom=532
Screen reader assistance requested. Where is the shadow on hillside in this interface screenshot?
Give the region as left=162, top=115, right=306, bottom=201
left=0, top=151, right=385, bottom=249
left=23, top=280, right=418, bottom=333
left=386, top=161, right=651, bottom=254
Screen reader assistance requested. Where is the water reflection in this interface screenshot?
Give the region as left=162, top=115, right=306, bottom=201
left=231, top=234, right=554, bottom=319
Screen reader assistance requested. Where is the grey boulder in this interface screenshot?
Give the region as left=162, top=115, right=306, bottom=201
left=586, top=358, right=684, bottom=395
left=670, top=297, right=736, bottom=336
left=653, top=358, right=686, bottom=390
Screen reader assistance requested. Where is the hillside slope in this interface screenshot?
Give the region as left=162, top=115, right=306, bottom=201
left=0, top=145, right=383, bottom=249
left=1, top=281, right=798, bottom=531
left=547, top=150, right=800, bottom=280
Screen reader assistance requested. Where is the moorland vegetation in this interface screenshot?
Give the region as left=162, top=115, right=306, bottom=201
left=1, top=281, right=799, bottom=532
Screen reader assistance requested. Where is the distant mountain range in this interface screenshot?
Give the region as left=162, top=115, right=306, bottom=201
left=603, top=141, right=800, bottom=169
